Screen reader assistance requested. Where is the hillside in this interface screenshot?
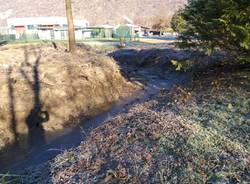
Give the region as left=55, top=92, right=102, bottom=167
left=0, top=0, right=186, bottom=27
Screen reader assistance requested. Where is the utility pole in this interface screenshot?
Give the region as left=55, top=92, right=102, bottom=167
left=65, top=0, right=76, bottom=52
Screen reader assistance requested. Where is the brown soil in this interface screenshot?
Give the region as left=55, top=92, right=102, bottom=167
left=0, top=43, right=135, bottom=153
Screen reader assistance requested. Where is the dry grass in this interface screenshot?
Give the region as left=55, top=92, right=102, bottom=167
left=138, top=38, right=176, bottom=44
left=155, top=69, right=250, bottom=183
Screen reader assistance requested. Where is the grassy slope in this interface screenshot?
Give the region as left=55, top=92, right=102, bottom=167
left=156, top=69, right=250, bottom=183
left=11, top=66, right=249, bottom=184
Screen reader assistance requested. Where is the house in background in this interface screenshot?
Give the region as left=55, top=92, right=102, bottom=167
left=82, top=25, right=116, bottom=39
left=7, top=17, right=89, bottom=40
left=123, top=24, right=150, bottom=37
left=2, top=17, right=154, bottom=42
left=114, top=24, right=150, bottom=40
left=0, top=27, right=10, bottom=34
left=101, top=24, right=115, bottom=38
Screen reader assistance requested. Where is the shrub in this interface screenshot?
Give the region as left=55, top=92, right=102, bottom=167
left=172, top=0, right=250, bottom=62
left=171, top=10, right=187, bottom=33
left=116, top=26, right=132, bottom=39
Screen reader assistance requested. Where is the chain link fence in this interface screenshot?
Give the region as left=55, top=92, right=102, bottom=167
left=0, top=26, right=140, bottom=44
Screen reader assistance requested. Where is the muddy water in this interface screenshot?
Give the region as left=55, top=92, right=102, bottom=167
left=0, top=73, right=189, bottom=173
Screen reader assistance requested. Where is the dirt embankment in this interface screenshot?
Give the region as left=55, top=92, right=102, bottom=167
left=111, top=43, right=225, bottom=74
left=19, top=68, right=250, bottom=184
left=0, top=43, right=134, bottom=153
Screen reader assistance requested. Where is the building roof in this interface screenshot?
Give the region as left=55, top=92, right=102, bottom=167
left=7, top=17, right=89, bottom=27
left=101, top=24, right=115, bottom=29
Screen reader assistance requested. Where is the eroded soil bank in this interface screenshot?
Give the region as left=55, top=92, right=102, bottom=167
left=0, top=43, right=135, bottom=165
left=0, top=42, right=192, bottom=173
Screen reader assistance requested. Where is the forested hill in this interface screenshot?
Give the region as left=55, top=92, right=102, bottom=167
left=0, top=0, right=186, bottom=27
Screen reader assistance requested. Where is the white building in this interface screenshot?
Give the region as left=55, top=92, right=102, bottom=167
left=123, top=24, right=150, bottom=37
left=0, top=27, right=10, bottom=34
left=6, top=17, right=90, bottom=40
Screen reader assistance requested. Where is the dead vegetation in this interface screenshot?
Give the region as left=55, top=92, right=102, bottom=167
left=111, top=44, right=223, bottom=73
left=18, top=67, right=249, bottom=183
left=0, top=43, right=135, bottom=155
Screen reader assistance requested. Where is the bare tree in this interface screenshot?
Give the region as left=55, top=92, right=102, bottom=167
left=65, top=0, right=76, bottom=52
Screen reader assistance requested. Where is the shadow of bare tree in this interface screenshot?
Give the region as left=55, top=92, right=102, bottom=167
left=0, top=46, right=50, bottom=170
left=20, top=46, right=49, bottom=147
left=7, top=67, right=18, bottom=146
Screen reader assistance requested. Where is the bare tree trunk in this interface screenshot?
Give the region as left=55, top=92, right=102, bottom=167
left=65, top=0, right=76, bottom=52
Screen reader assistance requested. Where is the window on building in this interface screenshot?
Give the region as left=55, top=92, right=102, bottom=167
left=27, top=25, right=35, bottom=30
left=61, top=31, right=65, bottom=40
left=50, top=30, right=55, bottom=40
